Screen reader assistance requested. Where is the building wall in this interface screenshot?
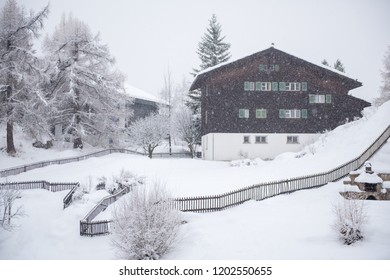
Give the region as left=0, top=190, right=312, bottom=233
left=202, top=133, right=320, bottom=161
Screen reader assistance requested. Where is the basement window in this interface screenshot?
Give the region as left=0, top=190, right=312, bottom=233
left=287, top=136, right=299, bottom=144
left=255, top=136, right=267, bottom=144
left=243, top=135, right=251, bottom=144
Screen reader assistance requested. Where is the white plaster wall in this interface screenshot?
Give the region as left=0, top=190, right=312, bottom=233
left=202, top=133, right=321, bottom=161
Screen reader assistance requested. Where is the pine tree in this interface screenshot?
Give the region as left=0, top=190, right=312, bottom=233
left=334, top=59, right=345, bottom=73
left=43, top=14, right=130, bottom=148
left=374, top=46, right=390, bottom=107
left=193, top=14, right=231, bottom=75
left=187, top=14, right=231, bottom=145
left=321, top=59, right=330, bottom=66
left=0, top=0, right=49, bottom=155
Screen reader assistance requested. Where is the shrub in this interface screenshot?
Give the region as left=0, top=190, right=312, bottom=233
left=111, top=182, right=181, bottom=260
left=333, top=198, right=366, bottom=245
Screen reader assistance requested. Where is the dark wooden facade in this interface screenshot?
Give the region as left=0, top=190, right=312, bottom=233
left=190, top=47, right=370, bottom=136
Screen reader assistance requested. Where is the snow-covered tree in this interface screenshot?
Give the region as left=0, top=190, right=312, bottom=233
left=111, top=182, right=181, bottom=260
left=128, top=113, right=169, bottom=158
left=193, top=14, right=231, bottom=75
left=0, top=188, right=24, bottom=230
left=374, top=46, right=390, bottom=107
left=333, top=59, right=345, bottom=73
left=43, top=14, right=130, bottom=148
left=321, top=58, right=345, bottom=73
left=0, top=0, right=50, bottom=155
left=173, top=106, right=200, bottom=158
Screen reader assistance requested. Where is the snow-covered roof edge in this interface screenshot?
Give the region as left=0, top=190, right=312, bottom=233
left=124, top=83, right=168, bottom=105
left=191, top=47, right=361, bottom=90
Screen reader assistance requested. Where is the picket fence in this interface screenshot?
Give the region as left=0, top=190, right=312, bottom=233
left=80, top=186, right=134, bottom=236
left=0, top=149, right=192, bottom=178
left=80, top=124, right=390, bottom=236
left=0, top=181, right=79, bottom=209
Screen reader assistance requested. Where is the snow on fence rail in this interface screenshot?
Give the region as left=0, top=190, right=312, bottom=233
left=170, top=124, right=390, bottom=212
left=0, top=148, right=191, bottom=178
left=79, top=186, right=134, bottom=236
left=0, top=180, right=79, bottom=209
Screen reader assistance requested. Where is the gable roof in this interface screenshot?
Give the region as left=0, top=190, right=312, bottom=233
left=190, top=47, right=362, bottom=91
left=124, top=84, right=168, bottom=105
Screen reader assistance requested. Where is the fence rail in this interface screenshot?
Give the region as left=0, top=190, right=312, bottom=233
left=0, top=148, right=191, bottom=178
left=170, top=124, right=390, bottom=212
left=80, top=186, right=134, bottom=236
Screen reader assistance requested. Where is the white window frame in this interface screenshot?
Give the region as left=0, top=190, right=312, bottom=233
left=287, top=135, right=299, bottom=144
left=244, top=81, right=255, bottom=91
left=285, top=109, right=301, bottom=119
left=261, top=82, right=271, bottom=91
left=239, top=109, right=249, bottom=118
left=285, top=82, right=301, bottom=91
left=256, top=109, right=267, bottom=119
left=309, top=94, right=326, bottom=104
left=255, top=135, right=267, bottom=144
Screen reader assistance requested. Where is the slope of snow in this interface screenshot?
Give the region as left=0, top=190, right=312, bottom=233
left=1, top=142, right=389, bottom=259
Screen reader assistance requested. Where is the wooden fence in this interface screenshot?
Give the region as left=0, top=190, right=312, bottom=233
left=171, top=124, right=390, bottom=212
left=79, top=186, right=134, bottom=236
left=0, top=148, right=191, bottom=178
left=0, top=181, right=79, bottom=209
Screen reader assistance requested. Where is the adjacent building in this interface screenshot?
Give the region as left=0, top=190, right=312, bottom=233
left=189, top=47, right=370, bottom=161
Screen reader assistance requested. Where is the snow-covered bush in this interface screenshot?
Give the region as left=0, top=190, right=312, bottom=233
left=333, top=198, right=367, bottom=245
left=111, top=182, right=181, bottom=260
left=106, top=170, right=144, bottom=194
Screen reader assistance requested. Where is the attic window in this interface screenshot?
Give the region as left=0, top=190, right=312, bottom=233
left=244, top=82, right=255, bottom=91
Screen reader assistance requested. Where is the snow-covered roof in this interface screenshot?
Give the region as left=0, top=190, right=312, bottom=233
left=124, top=83, right=168, bottom=105
left=191, top=47, right=361, bottom=90
left=355, top=172, right=383, bottom=184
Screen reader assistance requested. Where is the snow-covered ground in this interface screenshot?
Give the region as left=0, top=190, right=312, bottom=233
left=0, top=102, right=389, bottom=259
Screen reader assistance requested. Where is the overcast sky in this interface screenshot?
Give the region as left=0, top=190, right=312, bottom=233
left=11, top=0, right=390, bottom=102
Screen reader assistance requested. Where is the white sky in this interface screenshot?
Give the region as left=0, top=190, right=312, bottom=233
left=11, top=0, right=390, bottom=102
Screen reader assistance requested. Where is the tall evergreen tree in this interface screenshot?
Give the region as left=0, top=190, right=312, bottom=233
left=192, top=14, right=231, bottom=75
left=0, top=0, right=49, bottom=155
left=187, top=14, right=231, bottom=145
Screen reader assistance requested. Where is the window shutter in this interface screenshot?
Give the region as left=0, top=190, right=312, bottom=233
left=256, top=82, right=261, bottom=91
left=263, top=109, right=267, bottom=118
left=301, top=109, right=308, bottom=118
left=272, top=82, right=278, bottom=91
left=245, top=109, right=249, bottom=118
left=279, top=82, right=286, bottom=91
left=301, top=82, right=307, bottom=91
left=275, top=65, right=280, bottom=71
left=309, top=94, right=316, bottom=103
left=239, top=109, right=244, bottom=118
left=326, top=94, right=332, bottom=103
left=279, top=109, right=285, bottom=118
left=244, top=82, right=250, bottom=91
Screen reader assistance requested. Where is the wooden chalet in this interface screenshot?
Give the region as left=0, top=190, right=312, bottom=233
left=190, top=47, right=370, bottom=160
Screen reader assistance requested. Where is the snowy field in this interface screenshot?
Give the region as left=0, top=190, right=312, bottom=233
left=0, top=102, right=389, bottom=259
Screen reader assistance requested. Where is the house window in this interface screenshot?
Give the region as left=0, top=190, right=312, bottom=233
left=287, top=136, right=299, bottom=144
left=243, top=135, right=250, bottom=144
left=272, top=82, right=278, bottom=91
left=256, top=82, right=271, bottom=91
left=244, top=81, right=255, bottom=91
left=256, top=109, right=267, bottom=118
left=309, top=94, right=325, bottom=103
left=285, top=82, right=301, bottom=91
left=280, top=109, right=301, bottom=119
left=255, top=135, right=267, bottom=144
left=309, top=94, right=332, bottom=104
left=239, top=109, right=249, bottom=118
left=301, top=82, right=308, bottom=91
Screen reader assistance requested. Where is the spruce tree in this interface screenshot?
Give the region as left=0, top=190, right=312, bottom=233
left=187, top=14, right=231, bottom=144
left=333, top=59, right=345, bottom=73
left=192, top=14, right=231, bottom=75
left=374, top=46, right=390, bottom=107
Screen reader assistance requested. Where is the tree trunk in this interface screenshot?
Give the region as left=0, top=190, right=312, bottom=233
left=168, top=134, right=172, bottom=155
left=6, top=121, right=16, bottom=155
left=148, top=145, right=153, bottom=159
